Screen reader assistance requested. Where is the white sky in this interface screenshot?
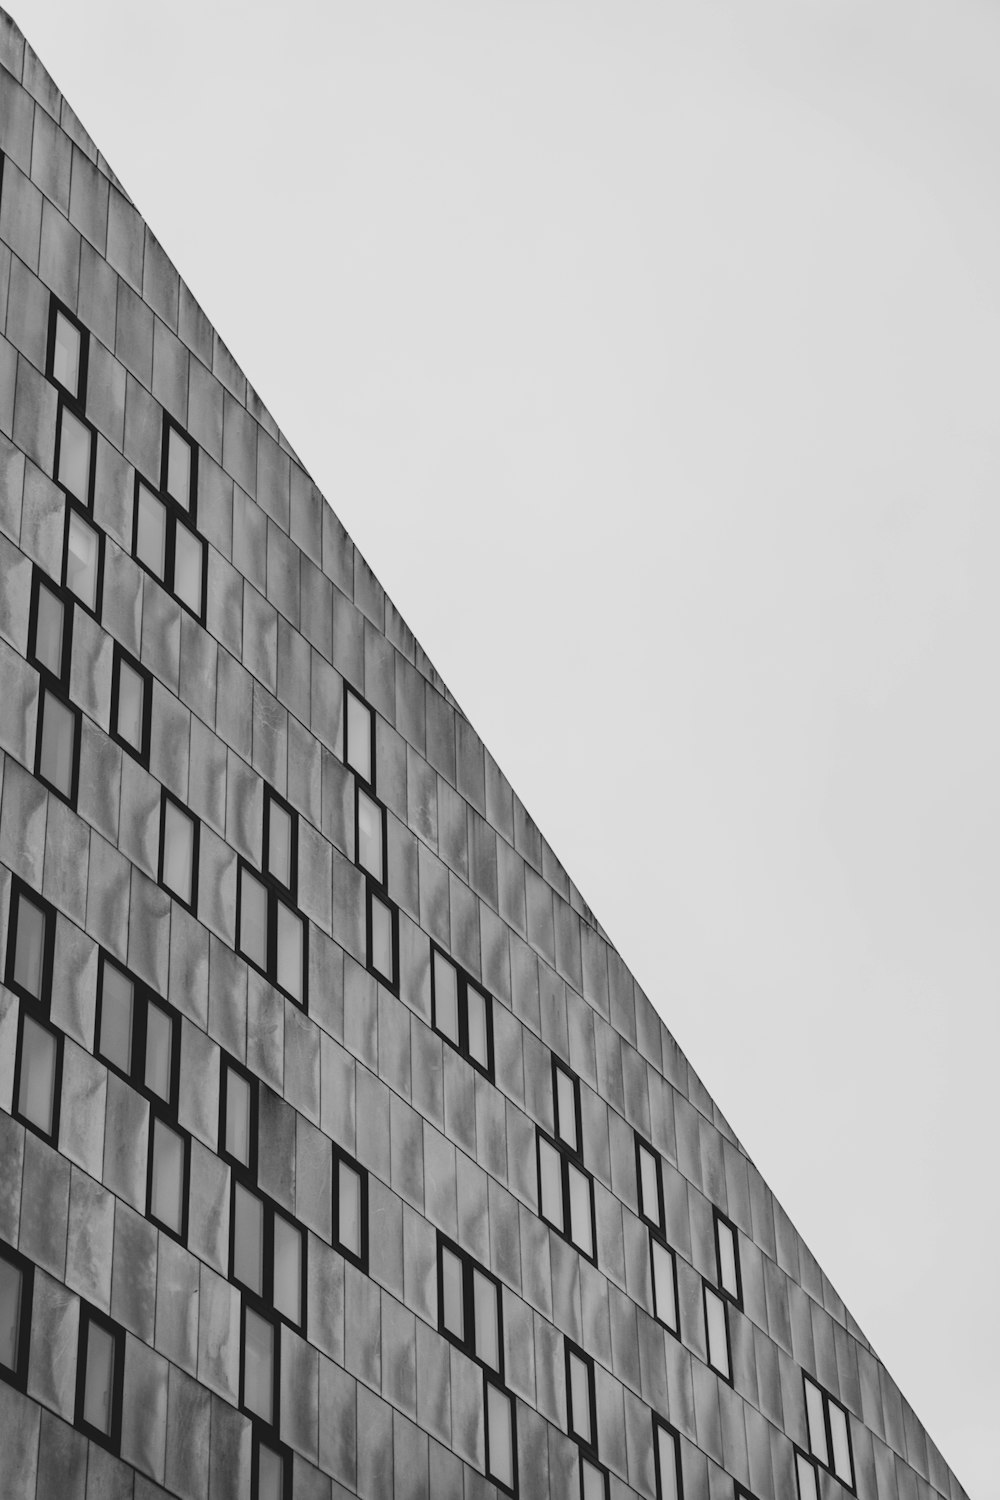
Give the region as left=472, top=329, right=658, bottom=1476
left=19, top=2, right=999, bottom=1494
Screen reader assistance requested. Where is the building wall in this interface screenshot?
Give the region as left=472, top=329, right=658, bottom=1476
left=0, top=11, right=968, bottom=1500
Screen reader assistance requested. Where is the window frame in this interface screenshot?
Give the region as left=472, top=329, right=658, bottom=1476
left=713, top=1208, right=742, bottom=1307
left=158, top=788, right=200, bottom=913
left=430, top=942, right=495, bottom=1080
left=252, top=1428, right=292, bottom=1500
left=332, top=1144, right=369, bottom=1272
left=354, top=781, right=387, bottom=888
left=95, top=951, right=182, bottom=1113
left=53, top=397, right=97, bottom=511
left=553, top=1057, right=584, bottom=1159
left=649, top=1229, right=680, bottom=1335
left=131, top=467, right=207, bottom=623
left=535, top=1128, right=597, bottom=1264
left=484, top=1374, right=517, bottom=1497
left=4, top=881, right=56, bottom=1011
left=344, top=682, right=376, bottom=790
left=34, top=678, right=82, bottom=807
left=703, top=1280, right=732, bottom=1384
left=28, top=567, right=73, bottom=688
left=160, top=413, right=199, bottom=525
left=653, top=1416, right=684, bottom=1500
left=62, top=498, right=104, bottom=619
left=146, top=1111, right=191, bottom=1244
left=564, top=1338, right=598, bottom=1457
left=635, top=1132, right=665, bottom=1231
left=579, top=1456, right=610, bottom=1500
left=229, top=1181, right=307, bottom=1333
left=240, top=1303, right=280, bottom=1432
left=220, top=1055, right=259, bottom=1178
left=802, top=1373, right=856, bottom=1492
left=436, top=1232, right=505, bottom=1379
left=12, top=1002, right=63, bottom=1145
left=110, top=645, right=153, bottom=764
left=794, top=1449, right=821, bottom=1500
left=236, top=857, right=309, bottom=1008
left=263, top=785, right=299, bottom=901
left=0, top=1240, right=34, bottom=1393
left=74, top=1304, right=125, bottom=1453
left=46, top=298, right=89, bottom=405
left=365, top=879, right=399, bottom=994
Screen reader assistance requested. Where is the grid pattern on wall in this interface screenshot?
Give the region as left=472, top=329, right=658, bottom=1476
left=0, top=11, right=971, bottom=1500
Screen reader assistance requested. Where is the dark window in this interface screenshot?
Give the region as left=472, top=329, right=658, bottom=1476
left=553, top=1059, right=582, bottom=1155
left=635, top=1134, right=664, bottom=1230
left=714, top=1210, right=741, bottom=1306
left=147, top=1114, right=190, bottom=1242
left=650, top=1232, right=679, bottom=1334
left=537, top=1061, right=595, bottom=1260
left=158, top=790, right=200, bottom=912
left=366, top=882, right=398, bottom=992
left=333, top=1146, right=368, bottom=1271
left=230, top=1183, right=306, bottom=1331
left=263, top=787, right=297, bottom=898
left=13, top=1008, right=63, bottom=1143
left=565, top=1340, right=597, bottom=1455
left=485, top=1376, right=517, bottom=1495
left=795, top=1450, right=820, bottom=1500
left=110, top=646, right=152, bottom=763
left=28, top=569, right=72, bottom=685
left=241, top=1305, right=279, bottom=1429
left=75, top=1306, right=124, bottom=1452
left=35, top=683, right=81, bottom=805
left=132, top=415, right=205, bottom=621
left=253, top=1431, right=292, bottom=1500
left=430, top=945, right=493, bottom=1078
left=63, top=502, right=103, bottom=617
left=237, top=789, right=306, bottom=1007
left=355, top=784, right=386, bottom=885
left=54, top=402, right=96, bottom=510
left=437, top=1234, right=503, bottom=1376
left=29, top=568, right=81, bottom=807
left=4, top=882, right=54, bottom=1008
left=46, top=299, right=89, bottom=405
left=344, top=684, right=374, bottom=788
left=0, top=1242, right=34, bottom=1391
left=95, top=953, right=181, bottom=1112
left=803, top=1375, right=855, bottom=1491
left=703, top=1281, right=731, bottom=1382
left=220, top=1058, right=258, bottom=1176
left=654, top=1418, right=683, bottom=1500
left=580, top=1457, right=610, bottom=1500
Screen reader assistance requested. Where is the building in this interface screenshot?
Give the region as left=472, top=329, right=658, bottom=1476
left=0, top=10, right=970, bottom=1500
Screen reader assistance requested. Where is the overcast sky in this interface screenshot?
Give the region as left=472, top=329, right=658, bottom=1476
left=19, top=2, right=999, bottom=1494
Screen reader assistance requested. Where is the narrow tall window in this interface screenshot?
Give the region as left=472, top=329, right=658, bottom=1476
left=254, top=1434, right=291, bottom=1500
left=159, top=791, right=199, bottom=911
left=163, top=418, right=196, bottom=514
left=654, top=1419, right=683, bottom=1500
left=366, top=883, right=398, bottom=990
left=714, top=1210, right=741, bottom=1305
left=75, top=1308, right=124, bottom=1452
left=537, top=1062, right=595, bottom=1261
left=344, top=685, right=374, bottom=786
left=703, top=1283, right=731, bottom=1382
left=64, top=506, right=102, bottom=615
left=436, top=1235, right=502, bottom=1375
left=221, top=1060, right=256, bottom=1173
left=132, top=415, right=205, bottom=621
left=565, top=1341, right=597, bottom=1454
left=554, top=1060, right=581, bottom=1153
left=803, top=1375, right=855, bottom=1491
left=636, top=1135, right=664, bottom=1230
left=111, top=647, right=152, bottom=763
left=430, top=945, right=494, bottom=1078
left=5, top=884, right=53, bottom=1006
left=237, top=789, right=306, bottom=1007
left=650, top=1234, right=678, bottom=1333
left=580, top=1459, right=609, bottom=1500
left=795, top=1452, right=820, bottom=1500
left=96, top=954, right=180, bottom=1111
left=355, top=785, right=385, bottom=884
left=333, top=1148, right=368, bottom=1271
left=29, top=571, right=71, bottom=683
left=55, top=406, right=95, bottom=508
left=242, top=1307, right=277, bottom=1427
left=14, top=1010, right=62, bottom=1141
left=148, top=1116, right=188, bottom=1240
left=485, top=1378, right=516, bottom=1495
left=0, top=1244, right=33, bottom=1391
left=47, top=302, right=88, bottom=403
left=35, top=685, right=80, bottom=804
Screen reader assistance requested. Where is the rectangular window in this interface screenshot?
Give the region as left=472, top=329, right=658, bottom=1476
left=430, top=945, right=494, bottom=1078
left=5, top=882, right=54, bottom=1007
left=580, top=1458, right=609, bottom=1500
left=35, top=684, right=80, bottom=804
left=333, top=1148, right=367, bottom=1271
left=55, top=402, right=95, bottom=508
left=703, top=1283, right=731, bottom=1382
left=795, top=1452, right=820, bottom=1500
left=75, top=1307, right=124, bottom=1451
left=47, top=300, right=88, bottom=404
left=714, top=1210, right=741, bottom=1305
left=565, top=1341, right=597, bottom=1453
left=553, top=1059, right=581, bottom=1154
left=253, top=1434, right=291, bottom=1500
left=64, top=504, right=103, bottom=616
left=96, top=953, right=180, bottom=1111
left=366, top=883, right=398, bottom=991
left=159, top=791, right=199, bottom=911
left=636, top=1135, right=663, bottom=1230
left=803, top=1375, right=855, bottom=1490
left=0, top=1243, right=33, bottom=1392
left=355, top=785, right=385, bottom=884
left=344, top=684, right=374, bottom=787
left=29, top=569, right=72, bottom=685
left=242, top=1306, right=277, bottom=1428
left=13, top=1010, right=62, bottom=1142
left=237, top=791, right=306, bottom=1007
left=131, top=417, right=206, bottom=622
left=650, top=1234, right=678, bottom=1333
left=230, top=1184, right=305, bottom=1331
left=148, top=1115, right=189, bottom=1241
left=436, top=1234, right=503, bottom=1376
left=485, top=1378, right=516, bottom=1495
left=221, top=1059, right=257, bottom=1174
left=111, top=647, right=152, bottom=763
left=654, top=1419, right=683, bottom=1500
left=264, top=788, right=296, bottom=894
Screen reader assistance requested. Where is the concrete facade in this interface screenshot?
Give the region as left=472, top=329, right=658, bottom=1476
left=0, top=11, right=969, bottom=1500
